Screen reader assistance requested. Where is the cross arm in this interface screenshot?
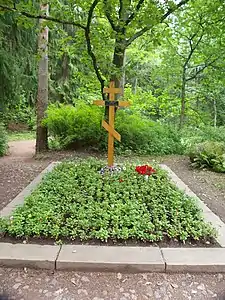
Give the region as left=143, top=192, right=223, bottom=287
left=103, top=87, right=122, bottom=94
left=93, top=100, right=105, bottom=106
left=118, top=101, right=130, bottom=107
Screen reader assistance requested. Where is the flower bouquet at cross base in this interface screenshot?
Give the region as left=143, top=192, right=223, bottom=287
left=99, top=165, right=125, bottom=175
left=135, top=165, right=156, bottom=180
left=99, top=164, right=156, bottom=181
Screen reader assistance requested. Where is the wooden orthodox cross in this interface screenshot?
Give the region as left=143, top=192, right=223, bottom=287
left=93, top=81, right=130, bottom=166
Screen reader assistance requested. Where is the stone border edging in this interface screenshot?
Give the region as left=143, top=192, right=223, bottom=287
left=160, top=164, right=225, bottom=248
left=1, top=162, right=225, bottom=273
left=0, top=243, right=61, bottom=270
left=56, top=245, right=164, bottom=272
left=0, top=162, right=59, bottom=218
left=1, top=243, right=225, bottom=273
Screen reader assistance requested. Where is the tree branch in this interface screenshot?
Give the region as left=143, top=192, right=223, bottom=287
left=183, top=33, right=203, bottom=70
left=161, top=0, right=190, bottom=21
left=0, top=4, right=86, bottom=29
left=186, top=58, right=219, bottom=82
left=85, top=0, right=105, bottom=97
left=119, top=0, right=123, bottom=19
left=126, top=0, right=190, bottom=46
left=125, top=0, right=145, bottom=26
left=126, top=27, right=149, bottom=46
left=103, top=0, right=119, bottom=31
left=1, top=2, right=106, bottom=95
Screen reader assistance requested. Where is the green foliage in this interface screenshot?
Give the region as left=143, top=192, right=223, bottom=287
left=0, top=159, right=216, bottom=242
left=43, top=103, right=104, bottom=149
left=0, top=123, right=8, bottom=157
left=7, top=131, right=35, bottom=142
left=181, top=126, right=225, bottom=150
left=44, top=104, right=184, bottom=155
left=116, top=111, right=184, bottom=155
left=189, top=141, right=225, bottom=173
left=0, top=15, right=37, bottom=112
left=1, top=0, right=225, bottom=132
left=2, top=106, right=35, bottom=130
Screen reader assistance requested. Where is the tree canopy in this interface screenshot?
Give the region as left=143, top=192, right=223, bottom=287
left=0, top=0, right=225, bottom=131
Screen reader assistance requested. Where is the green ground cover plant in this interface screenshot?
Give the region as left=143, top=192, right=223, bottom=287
left=189, top=141, right=225, bottom=173
left=0, top=159, right=215, bottom=243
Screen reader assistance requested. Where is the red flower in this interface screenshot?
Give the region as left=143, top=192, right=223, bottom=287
left=119, top=178, right=124, bottom=182
left=135, top=165, right=156, bottom=176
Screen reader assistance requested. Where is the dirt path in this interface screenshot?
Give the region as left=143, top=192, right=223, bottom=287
left=1, top=268, right=225, bottom=300
left=7, top=140, right=36, bottom=158
left=163, top=156, right=225, bottom=223
left=0, top=140, right=49, bottom=210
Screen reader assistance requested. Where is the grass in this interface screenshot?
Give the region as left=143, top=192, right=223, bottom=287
left=7, top=131, right=36, bottom=141
left=0, top=159, right=216, bottom=243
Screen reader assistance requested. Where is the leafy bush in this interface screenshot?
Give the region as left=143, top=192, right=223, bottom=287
left=0, top=159, right=215, bottom=243
left=43, top=103, right=103, bottom=149
left=0, top=123, right=8, bottom=157
left=2, top=104, right=35, bottom=131
left=182, top=126, right=225, bottom=151
left=116, top=111, right=183, bottom=155
left=189, top=141, right=225, bottom=173
left=44, top=103, right=184, bottom=155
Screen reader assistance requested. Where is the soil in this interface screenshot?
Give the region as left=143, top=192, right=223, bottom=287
left=0, top=235, right=219, bottom=248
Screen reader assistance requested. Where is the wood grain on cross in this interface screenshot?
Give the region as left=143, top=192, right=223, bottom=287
left=93, top=81, right=130, bottom=166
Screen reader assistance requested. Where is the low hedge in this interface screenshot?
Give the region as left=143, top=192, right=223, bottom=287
left=44, top=103, right=184, bottom=155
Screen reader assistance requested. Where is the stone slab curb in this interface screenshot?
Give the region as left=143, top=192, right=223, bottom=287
left=0, top=243, right=61, bottom=270
left=56, top=245, right=165, bottom=272
left=160, top=164, right=225, bottom=248
left=1, top=244, right=225, bottom=273
left=162, top=248, right=225, bottom=273
left=0, top=162, right=59, bottom=218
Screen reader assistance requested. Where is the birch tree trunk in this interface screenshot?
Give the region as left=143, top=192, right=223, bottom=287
left=36, top=3, right=49, bottom=153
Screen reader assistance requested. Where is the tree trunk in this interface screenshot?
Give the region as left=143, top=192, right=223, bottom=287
left=112, top=37, right=126, bottom=90
left=105, top=36, right=126, bottom=120
left=180, top=68, right=186, bottom=128
left=36, top=3, right=49, bottom=153
left=213, top=98, right=217, bottom=128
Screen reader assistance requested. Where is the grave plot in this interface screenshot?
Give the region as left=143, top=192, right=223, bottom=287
left=0, top=159, right=217, bottom=247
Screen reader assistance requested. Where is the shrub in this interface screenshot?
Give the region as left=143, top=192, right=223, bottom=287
left=0, top=123, right=8, bottom=157
left=2, top=105, right=35, bottom=131
left=0, top=159, right=215, bottom=243
left=189, top=141, right=225, bottom=173
left=43, top=103, right=104, bottom=149
left=116, top=111, right=184, bottom=155
left=44, top=103, right=184, bottom=155
left=181, top=126, right=225, bottom=151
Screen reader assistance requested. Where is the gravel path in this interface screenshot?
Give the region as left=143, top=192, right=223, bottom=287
left=0, top=141, right=49, bottom=210
left=163, top=156, right=225, bottom=223
left=1, top=268, right=225, bottom=300
left=1, top=141, right=225, bottom=299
